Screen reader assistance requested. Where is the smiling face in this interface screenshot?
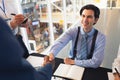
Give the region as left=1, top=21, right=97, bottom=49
left=80, top=9, right=98, bottom=32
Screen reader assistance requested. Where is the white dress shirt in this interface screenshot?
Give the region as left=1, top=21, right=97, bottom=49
left=112, top=44, right=120, bottom=73
left=0, top=0, right=22, bottom=35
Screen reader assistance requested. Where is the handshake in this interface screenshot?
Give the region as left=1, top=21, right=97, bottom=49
left=43, top=56, right=55, bottom=70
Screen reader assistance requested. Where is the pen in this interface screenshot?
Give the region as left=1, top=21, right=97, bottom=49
left=11, top=13, right=16, bottom=16
left=115, top=68, right=120, bottom=78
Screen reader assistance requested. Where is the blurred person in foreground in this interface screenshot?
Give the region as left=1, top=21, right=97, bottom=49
left=0, top=16, right=54, bottom=80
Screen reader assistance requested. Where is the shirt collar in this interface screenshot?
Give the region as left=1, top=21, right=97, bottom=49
left=80, top=27, right=95, bottom=37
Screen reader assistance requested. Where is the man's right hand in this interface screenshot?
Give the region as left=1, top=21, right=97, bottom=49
left=43, top=55, right=55, bottom=69
left=49, top=53, right=55, bottom=61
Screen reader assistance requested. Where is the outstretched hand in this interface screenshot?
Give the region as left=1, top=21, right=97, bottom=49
left=43, top=56, right=55, bottom=70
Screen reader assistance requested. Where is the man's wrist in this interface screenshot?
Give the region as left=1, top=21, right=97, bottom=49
left=10, top=21, right=17, bottom=29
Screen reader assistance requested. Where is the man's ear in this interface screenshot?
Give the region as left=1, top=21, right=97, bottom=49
left=95, top=18, right=99, bottom=23
left=94, top=18, right=99, bottom=25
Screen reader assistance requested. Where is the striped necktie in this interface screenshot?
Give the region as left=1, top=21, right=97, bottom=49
left=79, top=34, right=88, bottom=60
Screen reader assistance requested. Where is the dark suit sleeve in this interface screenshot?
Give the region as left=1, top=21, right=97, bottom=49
left=37, top=64, right=53, bottom=80
left=16, top=34, right=29, bottom=58
left=21, top=59, right=53, bottom=80
left=0, top=17, right=53, bottom=80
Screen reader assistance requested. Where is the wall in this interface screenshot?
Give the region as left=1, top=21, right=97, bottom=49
left=97, top=9, right=120, bottom=69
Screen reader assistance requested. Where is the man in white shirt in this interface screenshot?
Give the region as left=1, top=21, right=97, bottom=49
left=0, top=0, right=29, bottom=58
left=112, top=45, right=120, bottom=80
left=0, top=0, right=24, bottom=33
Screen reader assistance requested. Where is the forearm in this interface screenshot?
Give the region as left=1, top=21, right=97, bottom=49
left=74, top=58, right=102, bottom=68
left=50, top=32, right=72, bottom=56
left=5, top=20, right=18, bottom=35
left=74, top=49, right=104, bottom=68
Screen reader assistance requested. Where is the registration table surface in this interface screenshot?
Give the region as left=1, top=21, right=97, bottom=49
left=30, top=53, right=112, bottom=80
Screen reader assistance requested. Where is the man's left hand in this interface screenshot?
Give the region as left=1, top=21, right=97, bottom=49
left=64, top=58, right=75, bottom=65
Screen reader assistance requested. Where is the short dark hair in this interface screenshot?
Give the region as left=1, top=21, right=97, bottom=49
left=80, top=4, right=100, bottom=18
